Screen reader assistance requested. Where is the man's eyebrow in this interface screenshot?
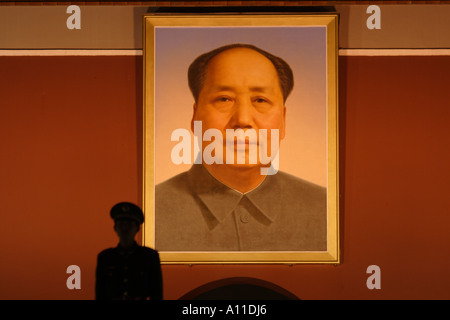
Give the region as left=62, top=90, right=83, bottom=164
left=249, top=86, right=273, bottom=93
left=210, top=85, right=274, bottom=93
left=210, top=85, right=234, bottom=92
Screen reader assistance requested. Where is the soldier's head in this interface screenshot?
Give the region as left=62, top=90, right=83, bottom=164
left=110, top=202, right=144, bottom=244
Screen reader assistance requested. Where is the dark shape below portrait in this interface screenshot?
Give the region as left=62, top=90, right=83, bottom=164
left=96, top=202, right=163, bottom=300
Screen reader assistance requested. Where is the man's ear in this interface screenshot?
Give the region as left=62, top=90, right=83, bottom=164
left=190, top=102, right=197, bottom=132
left=280, top=106, right=287, bottom=140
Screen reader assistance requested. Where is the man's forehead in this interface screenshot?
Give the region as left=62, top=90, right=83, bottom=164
left=203, top=49, right=279, bottom=88
left=208, top=47, right=274, bottom=67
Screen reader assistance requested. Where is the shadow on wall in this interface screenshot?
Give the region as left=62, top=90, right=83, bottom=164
left=179, top=277, right=300, bottom=300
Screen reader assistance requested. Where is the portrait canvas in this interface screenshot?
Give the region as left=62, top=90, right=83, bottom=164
left=143, top=14, right=339, bottom=264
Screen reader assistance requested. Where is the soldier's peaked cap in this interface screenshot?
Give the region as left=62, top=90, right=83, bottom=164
left=110, top=202, right=144, bottom=224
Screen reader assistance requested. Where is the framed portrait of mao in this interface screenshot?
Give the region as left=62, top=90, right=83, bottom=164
left=143, top=12, right=339, bottom=264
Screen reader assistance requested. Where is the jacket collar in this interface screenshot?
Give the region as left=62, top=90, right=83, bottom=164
left=187, top=164, right=282, bottom=224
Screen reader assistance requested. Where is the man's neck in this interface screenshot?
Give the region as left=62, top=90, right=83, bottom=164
left=204, top=164, right=266, bottom=193
left=118, top=240, right=136, bottom=250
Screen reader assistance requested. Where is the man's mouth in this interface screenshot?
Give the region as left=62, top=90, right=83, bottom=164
left=226, top=139, right=258, bottom=151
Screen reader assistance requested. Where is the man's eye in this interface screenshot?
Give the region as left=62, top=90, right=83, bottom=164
left=254, top=98, right=269, bottom=103
left=216, top=97, right=232, bottom=103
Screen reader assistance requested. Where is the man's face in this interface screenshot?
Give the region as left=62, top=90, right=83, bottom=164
left=114, top=219, right=139, bottom=243
left=192, top=48, right=286, bottom=170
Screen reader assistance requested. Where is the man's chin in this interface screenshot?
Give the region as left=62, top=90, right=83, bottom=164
left=207, top=162, right=265, bottom=173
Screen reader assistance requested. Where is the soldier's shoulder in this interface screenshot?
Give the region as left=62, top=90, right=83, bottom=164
left=97, top=247, right=117, bottom=259
left=139, top=246, right=158, bottom=254
left=138, top=246, right=161, bottom=263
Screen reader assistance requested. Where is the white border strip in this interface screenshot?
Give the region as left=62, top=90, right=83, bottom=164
left=0, top=49, right=449, bottom=56
left=339, top=49, right=450, bottom=56
left=0, top=49, right=143, bottom=56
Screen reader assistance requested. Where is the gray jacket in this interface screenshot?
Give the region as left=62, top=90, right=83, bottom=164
left=155, top=164, right=327, bottom=251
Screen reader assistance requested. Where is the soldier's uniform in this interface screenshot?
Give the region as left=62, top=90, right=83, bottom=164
left=95, top=202, right=163, bottom=300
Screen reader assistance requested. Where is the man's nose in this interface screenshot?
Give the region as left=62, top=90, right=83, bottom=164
left=230, top=98, right=254, bottom=129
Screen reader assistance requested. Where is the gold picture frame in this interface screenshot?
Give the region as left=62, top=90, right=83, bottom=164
left=143, top=13, right=339, bottom=264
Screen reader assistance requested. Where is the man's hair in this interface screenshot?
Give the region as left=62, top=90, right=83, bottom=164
left=188, top=43, right=294, bottom=103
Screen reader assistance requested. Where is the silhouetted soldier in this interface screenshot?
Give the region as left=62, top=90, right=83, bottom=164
left=95, top=202, right=163, bottom=300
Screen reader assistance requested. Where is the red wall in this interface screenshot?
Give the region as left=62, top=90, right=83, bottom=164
left=1, top=55, right=449, bottom=299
